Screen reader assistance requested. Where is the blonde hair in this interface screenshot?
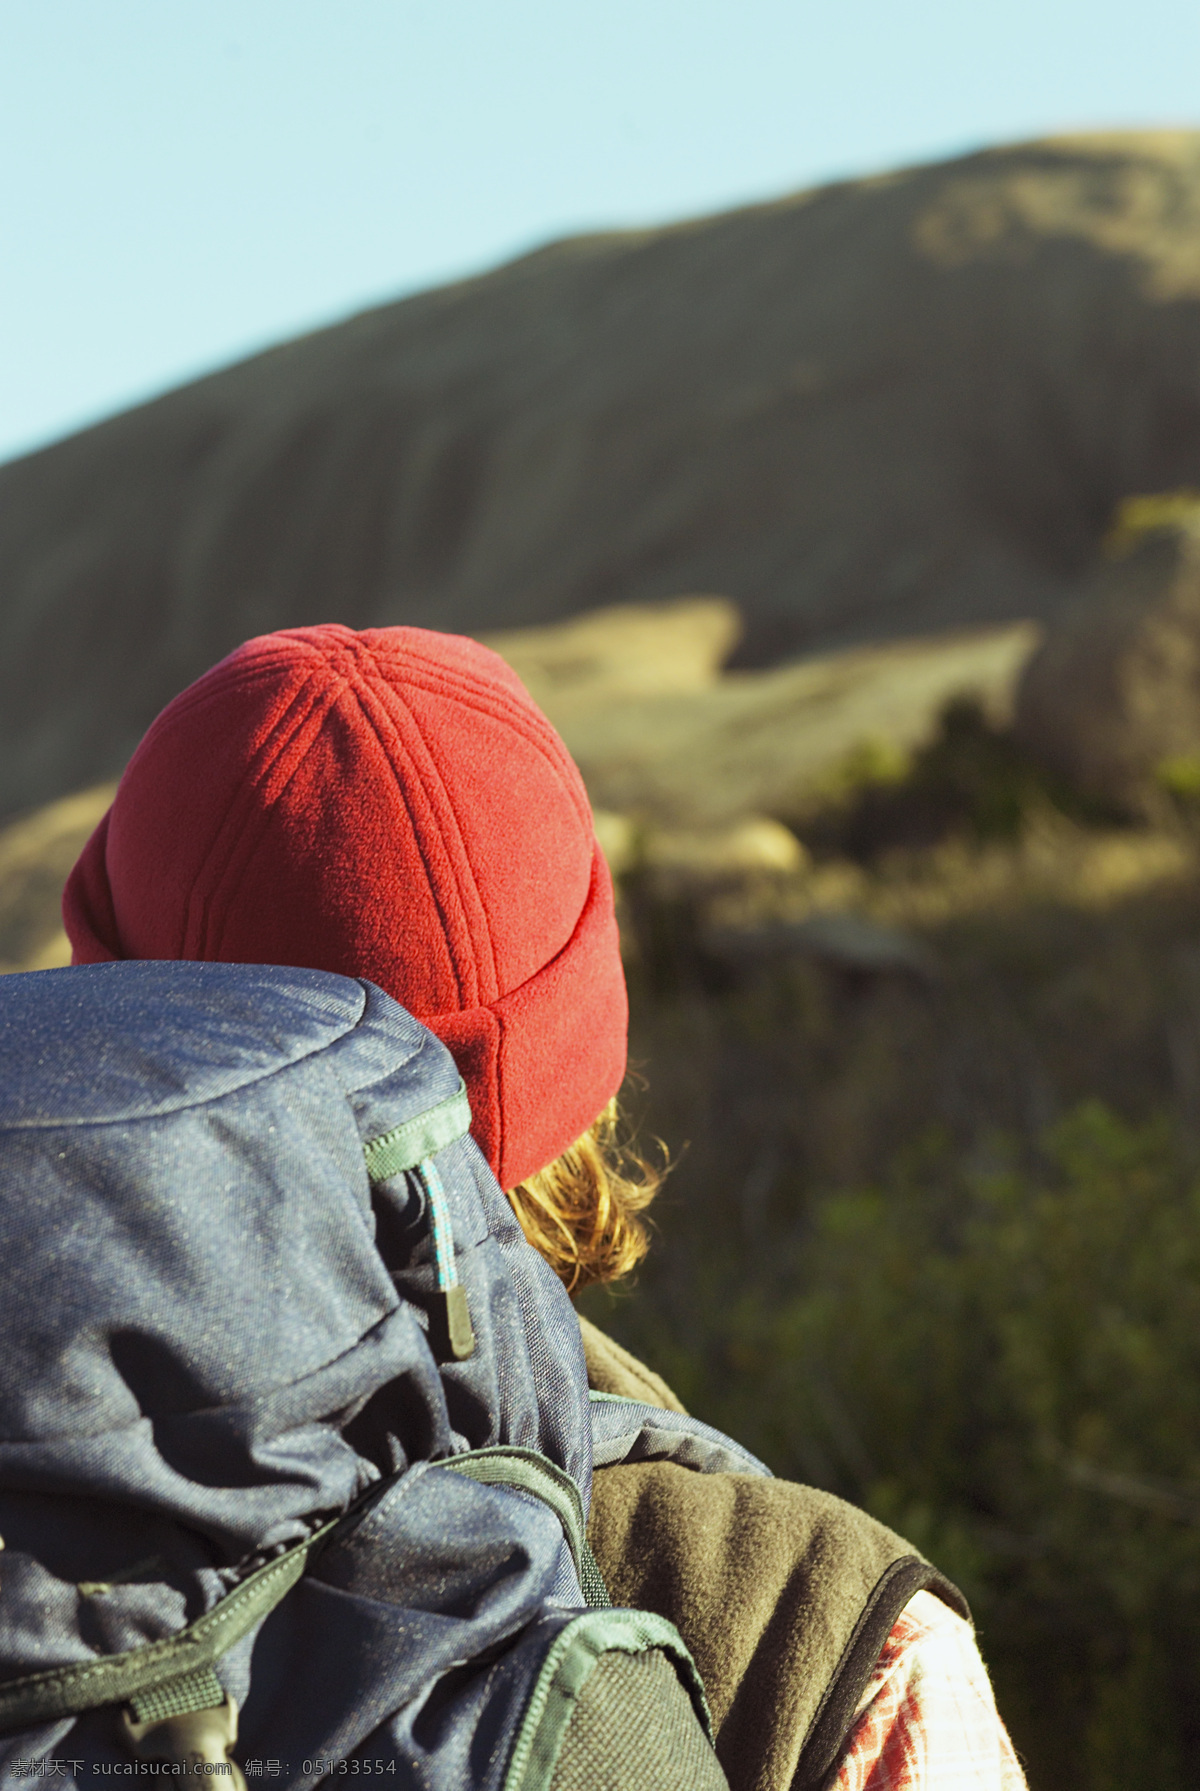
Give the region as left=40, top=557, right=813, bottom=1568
left=506, top=1097, right=664, bottom=1293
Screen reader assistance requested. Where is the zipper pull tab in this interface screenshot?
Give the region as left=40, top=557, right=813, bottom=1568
left=419, top=1158, right=475, bottom=1361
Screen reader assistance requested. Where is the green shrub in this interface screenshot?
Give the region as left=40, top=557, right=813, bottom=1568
left=1156, top=754, right=1200, bottom=807
left=796, top=696, right=1112, bottom=860
left=1104, top=491, right=1200, bottom=557
left=588, top=1104, right=1200, bottom=1788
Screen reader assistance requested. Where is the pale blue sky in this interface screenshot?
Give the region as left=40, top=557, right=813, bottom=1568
left=3, top=0, right=1199, bottom=465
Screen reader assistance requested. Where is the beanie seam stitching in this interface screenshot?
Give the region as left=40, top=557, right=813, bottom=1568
left=341, top=666, right=497, bottom=1011
left=378, top=668, right=593, bottom=832
left=196, top=676, right=345, bottom=960
left=345, top=636, right=593, bottom=833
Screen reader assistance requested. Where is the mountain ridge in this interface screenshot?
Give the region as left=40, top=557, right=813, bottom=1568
left=4, top=131, right=1200, bottom=814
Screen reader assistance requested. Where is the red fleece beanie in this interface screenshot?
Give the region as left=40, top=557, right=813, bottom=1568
left=63, top=624, right=627, bottom=1190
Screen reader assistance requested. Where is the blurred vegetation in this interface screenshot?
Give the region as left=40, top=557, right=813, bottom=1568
left=1104, top=489, right=1200, bottom=558
left=584, top=704, right=1200, bottom=1789
left=589, top=1107, right=1200, bottom=1789
left=798, top=695, right=1117, bottom=862
left=1158, top=753, right=1200, bottom=814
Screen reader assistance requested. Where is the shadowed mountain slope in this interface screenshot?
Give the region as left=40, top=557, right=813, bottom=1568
left=5, top=132, right=1200, bottom=814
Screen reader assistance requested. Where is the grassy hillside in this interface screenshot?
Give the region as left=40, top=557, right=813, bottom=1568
left=5, top=133, right=1200, bottom=814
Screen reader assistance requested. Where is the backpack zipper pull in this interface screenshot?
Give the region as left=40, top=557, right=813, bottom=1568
left=418, top=1156, right=476, bottom=1361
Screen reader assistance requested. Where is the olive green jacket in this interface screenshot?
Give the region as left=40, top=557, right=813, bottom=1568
left=580, top=1319, right=968, bottom=1791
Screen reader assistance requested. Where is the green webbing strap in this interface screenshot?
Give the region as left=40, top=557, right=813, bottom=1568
left=441, top=1447, right=601, bottom=1599
left=363, top=1081, right=472, bottom=1183
left=127, top=1666, right=225, bottom=1726
left=577, top=1540, right=611, bottom=1610
left=0, top=1515, right=338, bottom=1733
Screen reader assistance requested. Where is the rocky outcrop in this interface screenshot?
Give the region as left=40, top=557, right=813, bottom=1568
left=3, top=134, right=1200, bottom=814
left=1015, top=522, right=1200, bottom=815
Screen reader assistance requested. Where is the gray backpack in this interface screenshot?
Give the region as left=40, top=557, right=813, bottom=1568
left=0, top=960, right=734, bottom=1789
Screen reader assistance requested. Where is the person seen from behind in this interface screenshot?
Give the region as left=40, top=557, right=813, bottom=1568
left=65, top=624, right=1025, bottom=1791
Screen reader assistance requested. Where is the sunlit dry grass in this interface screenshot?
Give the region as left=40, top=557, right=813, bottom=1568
left=0, top=785, right=114, bottom=972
